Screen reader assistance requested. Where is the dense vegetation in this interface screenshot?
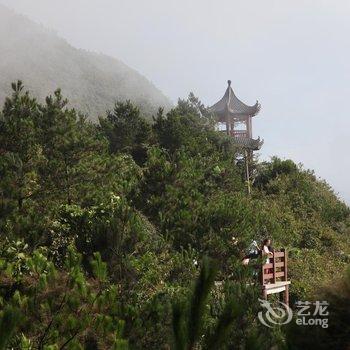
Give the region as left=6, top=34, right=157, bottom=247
left=0, top=82, right=349, bottom=349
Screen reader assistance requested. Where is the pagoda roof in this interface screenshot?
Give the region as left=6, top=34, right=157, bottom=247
left=210, top=80, right=260, bottom=119
left=232, top=137, right=264, bottom=151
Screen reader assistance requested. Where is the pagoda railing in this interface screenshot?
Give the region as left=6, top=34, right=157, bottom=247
left=230, top=130, right=248, bottom=138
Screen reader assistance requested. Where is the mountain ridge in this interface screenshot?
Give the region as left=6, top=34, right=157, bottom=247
left=0, top=4, right=172, bottom=120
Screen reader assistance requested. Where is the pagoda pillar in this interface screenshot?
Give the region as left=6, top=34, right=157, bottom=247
left=246, top=116, right=252, bottom=138
left=226, top=113, right=230, bottom=136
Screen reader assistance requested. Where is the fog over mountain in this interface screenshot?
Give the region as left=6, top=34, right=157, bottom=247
left=0, top=4, right=172, bottom=119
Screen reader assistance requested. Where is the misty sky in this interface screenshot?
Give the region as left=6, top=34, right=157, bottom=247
left=1, top=0, right=349, bottom=203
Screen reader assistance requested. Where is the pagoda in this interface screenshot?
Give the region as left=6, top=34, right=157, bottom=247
left=210, top=80, right=263, bottom=151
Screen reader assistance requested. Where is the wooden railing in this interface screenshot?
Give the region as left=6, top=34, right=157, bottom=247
left=261, top=249, right=288, bottom=285
left=259, top=249, right=290, bottom=304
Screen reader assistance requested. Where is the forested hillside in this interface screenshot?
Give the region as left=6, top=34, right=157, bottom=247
left=0, top=82, right=349, bottom=349
left=0, top=5, right=172, bottom=120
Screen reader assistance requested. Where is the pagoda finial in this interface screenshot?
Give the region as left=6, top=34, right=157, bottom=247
left=227, top=80, right=231, bottom=87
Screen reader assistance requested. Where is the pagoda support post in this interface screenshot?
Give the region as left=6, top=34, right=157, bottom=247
left=226, top=117, right=230, bottom=136
left=247, top=116, right=252, bottom=138
left=244, top=149, right=251, bottom=195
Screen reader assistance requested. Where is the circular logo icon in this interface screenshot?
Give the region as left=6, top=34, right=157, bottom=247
left=258, top=298, right=293, bottom=328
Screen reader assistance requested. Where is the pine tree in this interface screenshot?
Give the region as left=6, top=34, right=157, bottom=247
left=0, top=81, right=44, bottom=211
left=38, top=89, right=106, bottom=204
left=172, top=257, right=239, bottom=350
left=99, top=100, right=152, bottom=164
left=0, top=306, right=21, bottom=350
